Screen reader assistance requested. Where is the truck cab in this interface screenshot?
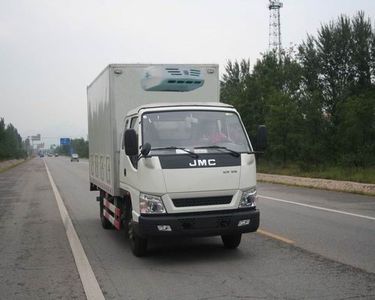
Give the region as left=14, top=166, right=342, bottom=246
left=120, top=103, right=262, bottom=255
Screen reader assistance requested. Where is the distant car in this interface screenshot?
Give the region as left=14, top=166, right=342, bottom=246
left=54, top=153, right=59, bottom=157
left=47, top=153, right=53, bottom=157
left=39, top=153, right=44, bottom=158
left=71, top=153, right=79, bottom=162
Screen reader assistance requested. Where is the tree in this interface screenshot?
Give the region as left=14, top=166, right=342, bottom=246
left=55, top=138, right=89, bottom=158
left=336, top=91, right=375, bottom=167
left=221, top=59, right=250, bottom=107
left=71, top=138, right=89, bottom=158
left=298, top=11, right=375, bottom=166
left=298, top=37, right=329, bottom=165
left=221, top=51, right=303, bottom=165
left=222, top=12, right=375, bottom=169
left=0, top=118, right=26, bottom=160
left=0, top=118, right=5, bottom=158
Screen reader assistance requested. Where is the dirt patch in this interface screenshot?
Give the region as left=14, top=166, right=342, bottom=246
left=0, top=159, right=28, bottom=173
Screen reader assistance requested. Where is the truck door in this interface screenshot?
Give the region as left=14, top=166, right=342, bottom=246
left=120, top=116, right=139, bottom=188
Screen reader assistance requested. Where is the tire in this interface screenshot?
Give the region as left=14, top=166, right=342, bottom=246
left=221, top=233, right=242, bottom=249
left=100, top=199, right=113, bottom=229
left=122, top=200, right=132, bottom=239
left=128, top=213, right=147, bottom=257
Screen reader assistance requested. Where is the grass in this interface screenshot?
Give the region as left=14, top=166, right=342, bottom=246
left=257, top=161, right=375, bottom=184
left=0, top=159, right=28, bottom=173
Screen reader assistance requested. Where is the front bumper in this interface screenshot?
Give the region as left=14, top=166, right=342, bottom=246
left=133, top=209, right=259, bottom=238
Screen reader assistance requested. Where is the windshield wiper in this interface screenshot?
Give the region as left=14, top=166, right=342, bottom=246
left=151, top=146, right=198, bottom=158
left=194, top=145, right=241, bottom=157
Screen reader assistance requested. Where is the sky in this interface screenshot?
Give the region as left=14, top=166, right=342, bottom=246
left=1, top=0, right=374, bottom=148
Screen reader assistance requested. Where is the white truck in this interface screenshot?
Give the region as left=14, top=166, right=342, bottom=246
left=87, top=64, right=266, bottom=256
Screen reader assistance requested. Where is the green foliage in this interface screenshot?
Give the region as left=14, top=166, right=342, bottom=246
left=266, top=91, right=303, bottom=165
left=71, top=138, right=89, bottom=158
left=221, top=11, right=375, bottom=175
left=0, top=118, right=27, bottom=160
left=55, top=138, right=89, bottom=158
left=336, top=92, right=375, bottom=167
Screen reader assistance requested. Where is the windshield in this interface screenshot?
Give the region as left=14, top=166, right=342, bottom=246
left=141, top=110, right=251, bottom=153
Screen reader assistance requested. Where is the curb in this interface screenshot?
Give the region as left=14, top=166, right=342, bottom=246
left=257, top=173, right=375, bottom=196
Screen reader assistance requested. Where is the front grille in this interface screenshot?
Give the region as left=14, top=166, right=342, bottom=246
left=172, top=196, right=232, bottom=207
left=178, top=216, right=232, bottom=230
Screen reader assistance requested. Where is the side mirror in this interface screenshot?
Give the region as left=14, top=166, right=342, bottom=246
left=124, top=129, right=138, bottom=156
left=141, top=143, right=151, bottom=157
left=255, top=125, right=267, bottom=152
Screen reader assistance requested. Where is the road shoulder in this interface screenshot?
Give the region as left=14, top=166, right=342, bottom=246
left=0, top=158, right=86, bottom=299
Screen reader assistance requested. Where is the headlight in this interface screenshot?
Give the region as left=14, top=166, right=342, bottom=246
left=139, top=193, right=166, bottom=214
left=239, top=188, right=257, bottom=208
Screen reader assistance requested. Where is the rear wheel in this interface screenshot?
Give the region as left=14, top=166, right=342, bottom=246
left=221, top=233, right=242, bottom=249
left=128, top=213, right=147, bottom=257
left=100, top=198, right=113, bottom=229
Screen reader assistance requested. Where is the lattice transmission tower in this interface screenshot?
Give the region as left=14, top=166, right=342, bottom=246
left=268, top=0, right=283, bottom=58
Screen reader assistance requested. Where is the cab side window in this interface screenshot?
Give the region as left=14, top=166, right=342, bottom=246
left=130, top=117, right=138, bottom=133
left=129, top=117, right=138, bottom=168
left=122, top=119, right=129, bottom=149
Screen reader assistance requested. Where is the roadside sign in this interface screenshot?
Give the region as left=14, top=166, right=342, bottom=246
left=60, top=138, right=71, bottom=145
left=31, top=134, right=41, bottom=141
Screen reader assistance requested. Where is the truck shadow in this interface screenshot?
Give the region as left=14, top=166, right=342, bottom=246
left=83, top=218, right=255, bottom=263
left=129, top=236, right=252, bottom=263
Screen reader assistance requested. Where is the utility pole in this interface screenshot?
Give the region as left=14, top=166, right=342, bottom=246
left=268, top=0, right=283, bottom=59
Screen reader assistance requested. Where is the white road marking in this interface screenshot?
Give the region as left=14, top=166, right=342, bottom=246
left=44, top=161, right=105, bottom=300
left=259, top=195, right=375, bottom=221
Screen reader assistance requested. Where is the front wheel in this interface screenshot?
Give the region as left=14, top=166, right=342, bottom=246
left=221, top=233, right=242, bottom=249
left=128, top=217, right=147, bottom=257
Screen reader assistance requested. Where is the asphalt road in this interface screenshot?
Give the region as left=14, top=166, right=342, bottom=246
left=1, top=157, right=375, bottom=299
left=257, top=183, right=375, bottom=274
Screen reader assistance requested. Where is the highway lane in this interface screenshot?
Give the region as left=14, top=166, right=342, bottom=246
left=42, top=156, right=375, bottom=299
left=257, top=183, right=375, bottom=273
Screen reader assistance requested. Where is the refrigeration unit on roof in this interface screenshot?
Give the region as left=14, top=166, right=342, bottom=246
left=141, top=66, right=205, bottom=92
